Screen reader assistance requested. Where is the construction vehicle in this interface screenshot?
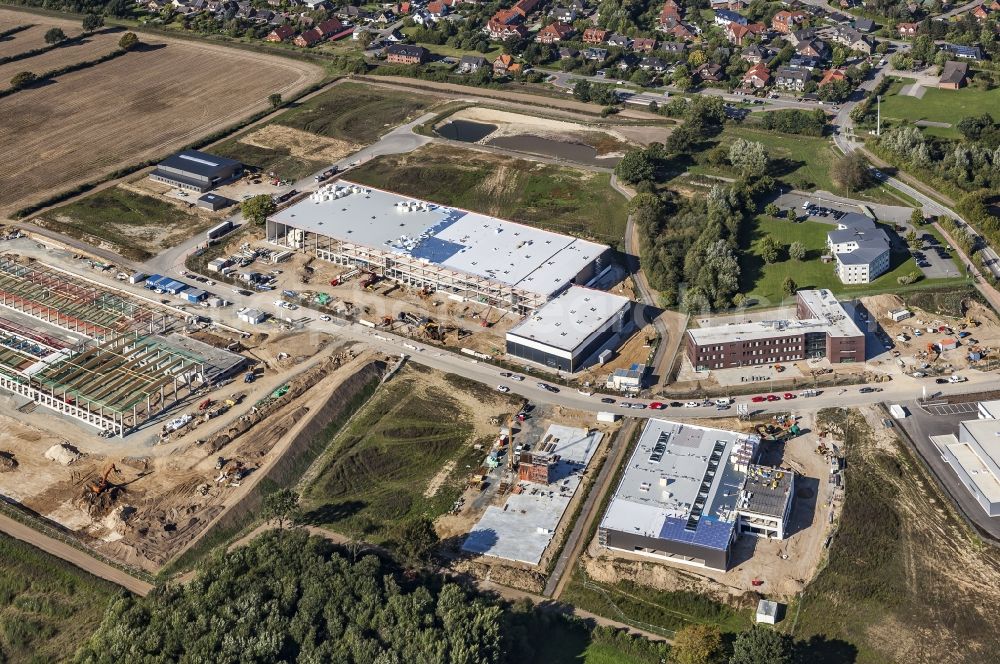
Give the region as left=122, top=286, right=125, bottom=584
left=198, top=398, right=213, bottom=411
left=244, top=371, right=256, bottom=384
left=87, top=464, right=120, bottom=495
left=214, top=460, right=247, bottom=486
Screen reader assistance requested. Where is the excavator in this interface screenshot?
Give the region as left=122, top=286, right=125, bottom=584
left=87, top=464, right=121, bottom=496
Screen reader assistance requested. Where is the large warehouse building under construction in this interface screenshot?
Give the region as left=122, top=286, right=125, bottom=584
left=266, top=181, right=612, bottom=314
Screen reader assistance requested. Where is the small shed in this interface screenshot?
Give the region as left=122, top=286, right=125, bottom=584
left=196, top=193, right=236, bottom=211
left=208, top=258, right=229, bottom=272
left=129, top=272, right=148, bottom=285
left=755, top=599, right=780, bottom=624
left=180, top=288, right=207, bottom=303
left=238, top=308, right=267, bottom=325
left=889, top=404, right=908, bottom=419
left=939, top=338, right=959, bottom=351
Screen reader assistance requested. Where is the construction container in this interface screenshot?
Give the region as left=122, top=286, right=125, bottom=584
left=129, top=272, right=148, bottom=285
left=939, top=338, right=958, bottom=351
left=180, top=289, right=207, bottom=303
left=888, top=309, right=912, bottom=322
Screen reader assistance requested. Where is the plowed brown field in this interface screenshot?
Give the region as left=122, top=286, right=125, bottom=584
left=0, top=8, right=323, bottom=217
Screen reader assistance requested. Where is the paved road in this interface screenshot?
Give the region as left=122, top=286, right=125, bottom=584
left=831, top=65, right=1000, bottom=283
left=542, top=68, right=823, bottom=111
left=544, top=418, right=637, bottom=598
left=937, top=0, right=982, bottom=19
left=0, top=513, right=153, bottom=596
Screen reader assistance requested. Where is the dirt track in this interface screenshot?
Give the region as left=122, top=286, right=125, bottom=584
left=0, top=513, right=152, bottom=595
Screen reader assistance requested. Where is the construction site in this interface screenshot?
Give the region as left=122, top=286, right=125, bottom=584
left=0, top=255, right=232, bottom=437
left=0, top=238, right=403, bottom=572
left=577, top=410, right=842, bottom=602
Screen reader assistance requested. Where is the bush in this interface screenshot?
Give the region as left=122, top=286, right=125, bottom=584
left=9, top=71, right=36, bottom=89
left=118, top=32, right=139, bottom=51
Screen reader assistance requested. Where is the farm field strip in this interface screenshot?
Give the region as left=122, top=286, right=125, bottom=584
left=0, top=23, right=51, bottom=57
left=0, top=8, right=322, bottom=216
left=0, top=29, right=119, bottom=83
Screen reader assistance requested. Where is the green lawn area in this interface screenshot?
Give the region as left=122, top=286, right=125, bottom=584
left=41, top=186, right=205, bottom=261
left=401, top=27, right=502, bottom=60
left=300, top=367, right=519, bottom=544
left=738, top=215, right=966, bottom=306
left=879, top=85, right=1000, bottom=139
left=689, top=127, right=900, bottom=204
left=276, top=81, right=433, bottom=144
left=0, top=533, right=117, bottom=663
left=348, top=144, right=629, bottom=245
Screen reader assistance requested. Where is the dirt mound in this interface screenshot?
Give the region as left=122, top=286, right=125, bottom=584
left=44, top=443, right=82, bottom=466
left=78, top=485, right=125, bottom=518
left=0, top=451, right=17, bottom=472
left=862, top=293, right=905, bottom=322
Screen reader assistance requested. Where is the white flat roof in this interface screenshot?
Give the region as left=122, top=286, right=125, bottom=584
left=947, top=440, right=1000, bottom=504
left=270, top=181, right=608, bottom=298
left=688, top=289, right=862, bottom=346
left=600, top=419, right=758, bottom=549
left=506, top=286, right=630, bottom=352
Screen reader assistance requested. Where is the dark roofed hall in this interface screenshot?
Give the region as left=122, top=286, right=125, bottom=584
left=150, top=150, right=243, bottom=193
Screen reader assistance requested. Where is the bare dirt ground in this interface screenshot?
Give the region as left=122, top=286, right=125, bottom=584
left=0, top=26, right=119, bottom=83
left=238, top=124, right=361, bottom=163
left=443, top=107, right=636, bottom=155
left=862, top=293, right=1000, bottom=374
left=0, top=23, right=53, bottom=57
left=0, top=321, right=385, bottom=572
left=0, top=7, right=323, bottom=217
left=580, top=411, right=838, bottom=601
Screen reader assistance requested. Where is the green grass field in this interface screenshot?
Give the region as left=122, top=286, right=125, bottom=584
left=738, top=215, right=964, bottom=306
left=42, top=186, right=203, bottom=261
left=879, top=85, right=1000, bottom=139
left=690, top=127, right=899, bottom=203
left=348, top=144, right=629, bottom=245
left=561, top=573, right=751, bottom=638
left=211, top=138, right=328, bottom=182
left=300, top=368, right=518, bottom=544
left=401, top=28, right=502, bottom=60
left=0, top=533, right=117, bottom=663
left=276, top=82, right=432, bottom=144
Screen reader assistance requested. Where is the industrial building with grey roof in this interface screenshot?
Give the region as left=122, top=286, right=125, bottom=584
left=598, top=419, right=793, bottom=570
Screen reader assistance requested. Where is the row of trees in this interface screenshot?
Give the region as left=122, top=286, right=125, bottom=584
left=7, top=32, right=139, bottom=92
left=877, top=119, right=1000, bottom=194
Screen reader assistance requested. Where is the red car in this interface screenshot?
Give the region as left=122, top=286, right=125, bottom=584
left=766, top=394, right=780, bottom=401
left=751, top=396, right=766, bottom=403
left=783, top=392, right=795, bottom=400
left=649, top=402, right=665, bottom=410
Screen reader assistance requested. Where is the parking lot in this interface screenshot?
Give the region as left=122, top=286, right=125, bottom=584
left=771, top=193, right=962, bottom=280
left=921, top=401, right=978, bottom=417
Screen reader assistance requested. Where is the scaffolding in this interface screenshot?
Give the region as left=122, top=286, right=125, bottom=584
left=0, top=257, right=169, bottom=340
left=266, top=222, right=547, bottom=313
left=0, top=331, right=207, bottom=437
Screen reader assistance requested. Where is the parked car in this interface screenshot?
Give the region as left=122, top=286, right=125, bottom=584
left=601, top=397, right=616, bottom=404
left=684, top=401, right=699, bottom=408
left=497, top=385, right=510, bottom=393
left=766, top=394, right=780, bottom=401
left=649, top=402, right=665, bottom=409
left=751, top=395, right=766, bottom=403
left=511, top=375, right=525, bottom=381
left=631, top=403, right=647, bottom=409
left=783, top=392, right=795, bottom=400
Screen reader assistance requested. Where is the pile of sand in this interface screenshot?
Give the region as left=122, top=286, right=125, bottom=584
left=44, top=443, right=81, bottom=466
